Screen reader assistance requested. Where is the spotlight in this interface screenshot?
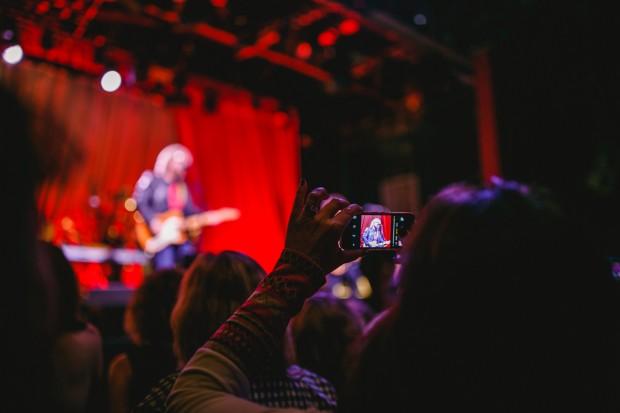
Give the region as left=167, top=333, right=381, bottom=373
left=339, top=19, right=360, bottom=36
left=211, top=0, right=227, bottom=8
left=295, top=42, right=312, bottom=60
left=2, top=30, right=14, bottom=41
left=2, top=45, right=23, bottom=65
left=100, top=70, right=122, bottom=92
left=318, top=29, right=338, bottom=47
left=124, top=198, right=137, bottom=212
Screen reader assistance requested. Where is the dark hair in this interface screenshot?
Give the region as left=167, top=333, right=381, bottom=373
left=171, top=251, right=265, bottom=364
left=40, top=241, right=84, bottom=332
left=345, top=181, right=620, bottom=412
left=1, top=85, right=55, bottom=411
left=125, top=269, right=182, bottom=347
left=290, top=293, right=365, bottom=392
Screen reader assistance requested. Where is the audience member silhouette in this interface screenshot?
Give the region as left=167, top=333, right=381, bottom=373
left=166, top=181, right=619, bottom=413
left=134, top=251, right=337, bottom=412
left=0, top=86, right=58, bottom=412
left=289, top=292, right=365, bottom=395
left=342, top=181, right=620, bottom=412
left=108, top=270, right=182, bottom=413
left=42, top=241, right=104, bottom=413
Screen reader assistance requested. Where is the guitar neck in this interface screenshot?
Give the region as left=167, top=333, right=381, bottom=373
left=184, top=208, right=239, bottom=230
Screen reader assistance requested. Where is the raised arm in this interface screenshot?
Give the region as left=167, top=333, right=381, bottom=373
left=167, top=183, right=362, bottom=413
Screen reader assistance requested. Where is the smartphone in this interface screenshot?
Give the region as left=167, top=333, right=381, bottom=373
left=340, top=212, right=415, bottom=251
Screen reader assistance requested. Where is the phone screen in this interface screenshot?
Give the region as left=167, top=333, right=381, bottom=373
left=340, top=212, right=414, bottom=250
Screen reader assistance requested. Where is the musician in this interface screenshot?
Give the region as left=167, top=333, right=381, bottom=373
left=133, top=144, right=201, bottom=270
left=362, top=217, right=388, bottom=248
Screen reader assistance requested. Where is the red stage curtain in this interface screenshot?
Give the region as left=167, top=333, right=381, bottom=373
left=174, top=89, right=300, bottom=270
left=0, top=61, right=299, bottom=277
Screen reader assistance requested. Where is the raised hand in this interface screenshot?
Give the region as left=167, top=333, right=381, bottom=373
left=284, top=181, right=363, bottom=274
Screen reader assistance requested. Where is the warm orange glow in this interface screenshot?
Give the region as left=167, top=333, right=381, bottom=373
left=405, top=91, right=423, bottom=113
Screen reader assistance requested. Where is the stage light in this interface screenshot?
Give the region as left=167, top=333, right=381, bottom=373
left=332, top=282, right=352, bottom=299
left=211, top=0, right=228, bottom=8
left=124, top=198, right=137, bottom=212
left=414, top=14, right=427, bottom=26
left=405, top=91, right=423, bottom=113
left=318, top=29, right=338, bottom=47
left=93, top=35, right=106, bottom=48
left=295, top=42, right=312, bottom=60
left=2, top=45, right=23, bottom=65
left=36, top=1, right=51, bottom=14
left=59, top=7, right=72, bottom=20
left=339, top=19, right=360, bottom=36
left=2, top=30, right=14, bottom=41
left=100, top=70, right=122, bottom=92
left=355, top=275, right=372, bottom=299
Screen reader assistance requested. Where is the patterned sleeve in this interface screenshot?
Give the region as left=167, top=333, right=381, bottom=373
left=205, top=249, right=325, bottom=376
left=167, top=249, right=327, bottom=413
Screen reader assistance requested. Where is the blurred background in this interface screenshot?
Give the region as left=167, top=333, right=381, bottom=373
left=1, top=0, right=618, bottom=327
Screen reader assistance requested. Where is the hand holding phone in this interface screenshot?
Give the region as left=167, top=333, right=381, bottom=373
left=340, top=212, right=415, bottom=251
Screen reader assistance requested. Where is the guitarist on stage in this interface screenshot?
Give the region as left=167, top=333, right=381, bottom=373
left=133, top=144, right=201, bottom=270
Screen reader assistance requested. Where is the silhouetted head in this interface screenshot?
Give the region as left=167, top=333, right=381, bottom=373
left=171, top=251, right=265, bottom=364
left=347, top=180, right=619, bottom=412
left=124, top=269, right=182, bottom=348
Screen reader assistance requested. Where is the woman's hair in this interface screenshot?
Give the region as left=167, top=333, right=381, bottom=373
left=153, top=143, right=193, bottom=177
left=345, top=180, right=619, bottom=412
left=124, top=269, right=182, bottom=347
left=289, top=293, right=365, bottom=392
left=171, top=251, right=265, bottom=364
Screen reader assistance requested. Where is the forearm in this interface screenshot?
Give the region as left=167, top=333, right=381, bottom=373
left=167, top=348, right=306, bottom=413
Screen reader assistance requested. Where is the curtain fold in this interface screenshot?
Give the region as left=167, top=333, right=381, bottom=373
left=0, top=61, right=299, bottom=281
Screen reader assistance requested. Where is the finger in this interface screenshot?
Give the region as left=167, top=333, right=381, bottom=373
left=316, top=197, right=349, bottom=221
left=332, top=203, right=363, bottom=229
left=301, top=187, right=329, bottom=218
left=289, top=179, right=308, bottom=221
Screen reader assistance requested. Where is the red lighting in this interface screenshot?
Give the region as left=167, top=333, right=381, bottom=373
left=59, top=7, right=72, bottom=20
left=318, top=29, right=338, bottom=47
left=274, top=111, right=288, bottom=128
left=93, top=35, right=106, bottom=47
left=257, top=30, right=280, bottom=47
left=295, top=42, right=312, bottom=60
left=211, top=0, right=228, bottom=8
left=339, top=19, right=360, bottom=36
left=35, top=1, right=51, bottom=14
left=53, top=0, right=66, bottom=8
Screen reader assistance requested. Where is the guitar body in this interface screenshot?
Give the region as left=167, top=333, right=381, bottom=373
left=134, top=208, right=240, bottom=254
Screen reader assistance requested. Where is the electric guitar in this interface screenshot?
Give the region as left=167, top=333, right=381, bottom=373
left=134, top=208, right=240, bottom=254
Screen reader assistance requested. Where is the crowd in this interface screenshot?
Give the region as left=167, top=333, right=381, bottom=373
left=3, top=80, right=619, bottom=413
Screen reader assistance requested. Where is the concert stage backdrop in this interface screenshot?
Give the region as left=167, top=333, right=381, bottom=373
left=0, top=61, right=300, bottom=285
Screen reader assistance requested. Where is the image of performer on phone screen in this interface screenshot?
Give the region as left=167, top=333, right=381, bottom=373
left=362, top=217, right=390, bottom=248
left=133, top=143, right=201, bottom=270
